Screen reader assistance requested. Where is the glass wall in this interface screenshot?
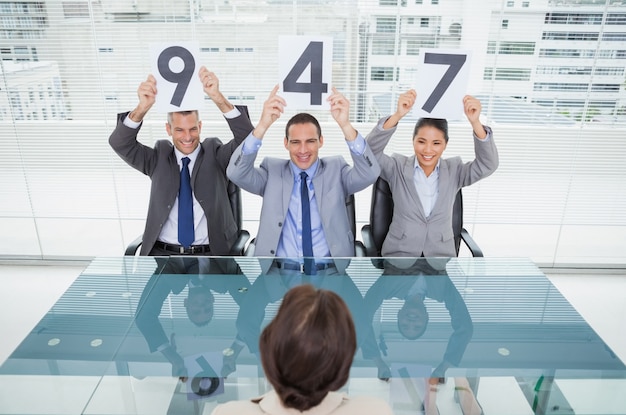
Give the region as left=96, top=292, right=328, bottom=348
left=1, top=0, right=625, bottom=266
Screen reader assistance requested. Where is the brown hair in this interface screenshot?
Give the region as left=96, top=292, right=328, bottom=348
left=259, top=284, right=356, bottom=411
left=285, top=113, right=322, bottom=139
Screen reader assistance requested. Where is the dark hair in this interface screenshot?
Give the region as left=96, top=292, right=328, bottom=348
left=413, top=118, right=449, bottom=143
left=259, top=284, right=356, bottom=411
left=285, top=113, right=322, bottom=139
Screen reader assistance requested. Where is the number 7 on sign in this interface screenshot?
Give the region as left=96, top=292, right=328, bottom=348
left=279, top=36, right=333, bottom=110
left=414, top=49, right=471, bottom=120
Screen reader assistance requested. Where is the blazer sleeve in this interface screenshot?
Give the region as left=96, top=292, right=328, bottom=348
left=226, top=143, right=269, bottom=196
left=135, top=275, right=181, bottom=352
left=459, top=126, right=499, bottom=187
left=108, top=112, right=159, bottom=176
left=364, top=117, right=398, bottom=180
left=213, top=105, right=255, bottom=172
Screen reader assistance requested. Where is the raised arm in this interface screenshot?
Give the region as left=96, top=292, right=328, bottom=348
left=253, top=84, right=286, bottom=140
left=199, top=66, right=234, bottom=113
left=463, top=95, right=487, bottom=139
left=383, top=88, right=416, bottom=129
left=328, top=86, right=358, bottom=141
left=128, top=75, right=157, bottom=123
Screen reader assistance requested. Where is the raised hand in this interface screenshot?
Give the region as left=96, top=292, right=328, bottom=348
left=328, top=87, right=357, bottom=140
left=130, top=74, right=157, bottom=122
left=396, top=89, right=416, bottom=119
left=463, top=95, right=482, bottom=123
left=253, top=85, right=286, bottom=140
left=463, top=95, right=486, bottom=139
left=199, top=67, right=233, bottom=113
left=383, top=89, right=416, bottom=129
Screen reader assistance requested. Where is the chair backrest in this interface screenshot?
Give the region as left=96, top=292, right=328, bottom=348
left=244, top=193, right=360, bottom=256
left=345, top=193, right=357, bottom=238
left=125, top=180, right=246, bottom=256
left=366, top=177, right=465, bottom=256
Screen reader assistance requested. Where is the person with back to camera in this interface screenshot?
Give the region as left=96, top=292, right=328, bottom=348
left=366, top=90, right=499, bottom=257
left=211, top=284, right=393, bottom=415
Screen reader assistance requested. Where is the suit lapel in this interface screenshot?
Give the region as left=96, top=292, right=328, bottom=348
left=282, top=162, right=293, bottom=213
left=430, top=159, right=449, bottom=214
left=311, top=159, right=324, bottom=211
left=404, top=156, right=426, bottom=219
left=190, top=144, right=204, bottom=188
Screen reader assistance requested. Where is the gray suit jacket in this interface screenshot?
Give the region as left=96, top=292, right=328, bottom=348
left=227, top=137, right=380, bottom=273
left=366, top=118, right=499, bottom=257
left=109, top=107, right=254, bottom=255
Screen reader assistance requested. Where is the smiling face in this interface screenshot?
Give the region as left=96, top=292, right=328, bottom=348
left=397, top=300, right=429, bottom=340
left=284, top=122, right=324, bottom=171
left=184, top=288, right=214, bottom=326
left=413, top=125, right=447, bottom=177
left=166, top=111, right=202, bottom=155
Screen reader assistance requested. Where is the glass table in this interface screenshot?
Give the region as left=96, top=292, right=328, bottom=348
left=0, top=256, right=624, bottom=415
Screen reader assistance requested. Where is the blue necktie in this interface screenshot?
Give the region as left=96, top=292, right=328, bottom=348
left=300, top=172, right=315, bottom=275
left=178, top=157, right=194, bottom=248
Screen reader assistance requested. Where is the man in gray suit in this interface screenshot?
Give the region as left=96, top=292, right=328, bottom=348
left=227, top=86, right=380, bottom=274
left=109, top=68, right=254, bottom=256
left=366, top=90, right=499, bottom=257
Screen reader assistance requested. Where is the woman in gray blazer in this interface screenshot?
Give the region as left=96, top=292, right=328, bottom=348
left=211, top=284, right=392, bottom=415
left=366, top=90, right=499, bottom=257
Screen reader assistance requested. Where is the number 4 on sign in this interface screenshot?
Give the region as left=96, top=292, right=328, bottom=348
left=279, top=36, right=333, bottom=110
left=413, top=49, right=472, bottom=120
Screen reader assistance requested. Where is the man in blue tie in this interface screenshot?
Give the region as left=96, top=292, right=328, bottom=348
left=227, top=85, right=380, bottom=276
left=109, top=68, right=254, bottom=256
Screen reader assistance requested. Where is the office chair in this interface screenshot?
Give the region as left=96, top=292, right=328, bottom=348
left=244, top=194, right=365, bottom=257
left=360, top=177, right=483, bottom=264
left=124, top=181, right=250, bottom=256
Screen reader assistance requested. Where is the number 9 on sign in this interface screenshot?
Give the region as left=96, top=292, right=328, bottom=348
left=279, top=36, right=333, bottom=110
left=150, top=41, right=204, bottom=113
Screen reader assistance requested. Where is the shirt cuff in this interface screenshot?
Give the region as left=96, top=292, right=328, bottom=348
left=123, top=113, right=141, bottom=129
left=241, top=132, right=263, bottom=154
left=346, top=133, right=366, bottom=155
left=223, top=107, right=241, bottom=119
left=475, top=125, right=492, bottom=142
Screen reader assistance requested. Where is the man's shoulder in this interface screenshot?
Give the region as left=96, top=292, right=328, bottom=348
left=260, top=157, right=289, bottom=168
left=200, top=136, right=225, bottom=148
left=319, top=155, right=347, bottom=166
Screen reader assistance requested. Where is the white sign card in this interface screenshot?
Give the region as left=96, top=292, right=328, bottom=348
left=184, top=351, right=225, bottom=400
left=279, top=36, right=333, bottom=110
left=388, top=363, right=432, bottom=412
left=150, top=41, right=204, bottom=113
left=413, top=49, right=472, bottom=120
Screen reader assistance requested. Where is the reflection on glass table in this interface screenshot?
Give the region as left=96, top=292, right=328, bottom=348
left=0, top=256, right=624, bottom=415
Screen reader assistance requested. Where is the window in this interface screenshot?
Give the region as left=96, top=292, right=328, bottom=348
left=495, top=68, right=531, bottom=81
left=376, top=17, right=396, bottom=33
left=2, top=0, right=626, bottom=266
left=484, top=67, right=494, bottom=80
left=499, top=41, right=535, bottom=55
left=372, top=37, right=395, bottom=55
left=371, top=66, right=396, bottom=81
